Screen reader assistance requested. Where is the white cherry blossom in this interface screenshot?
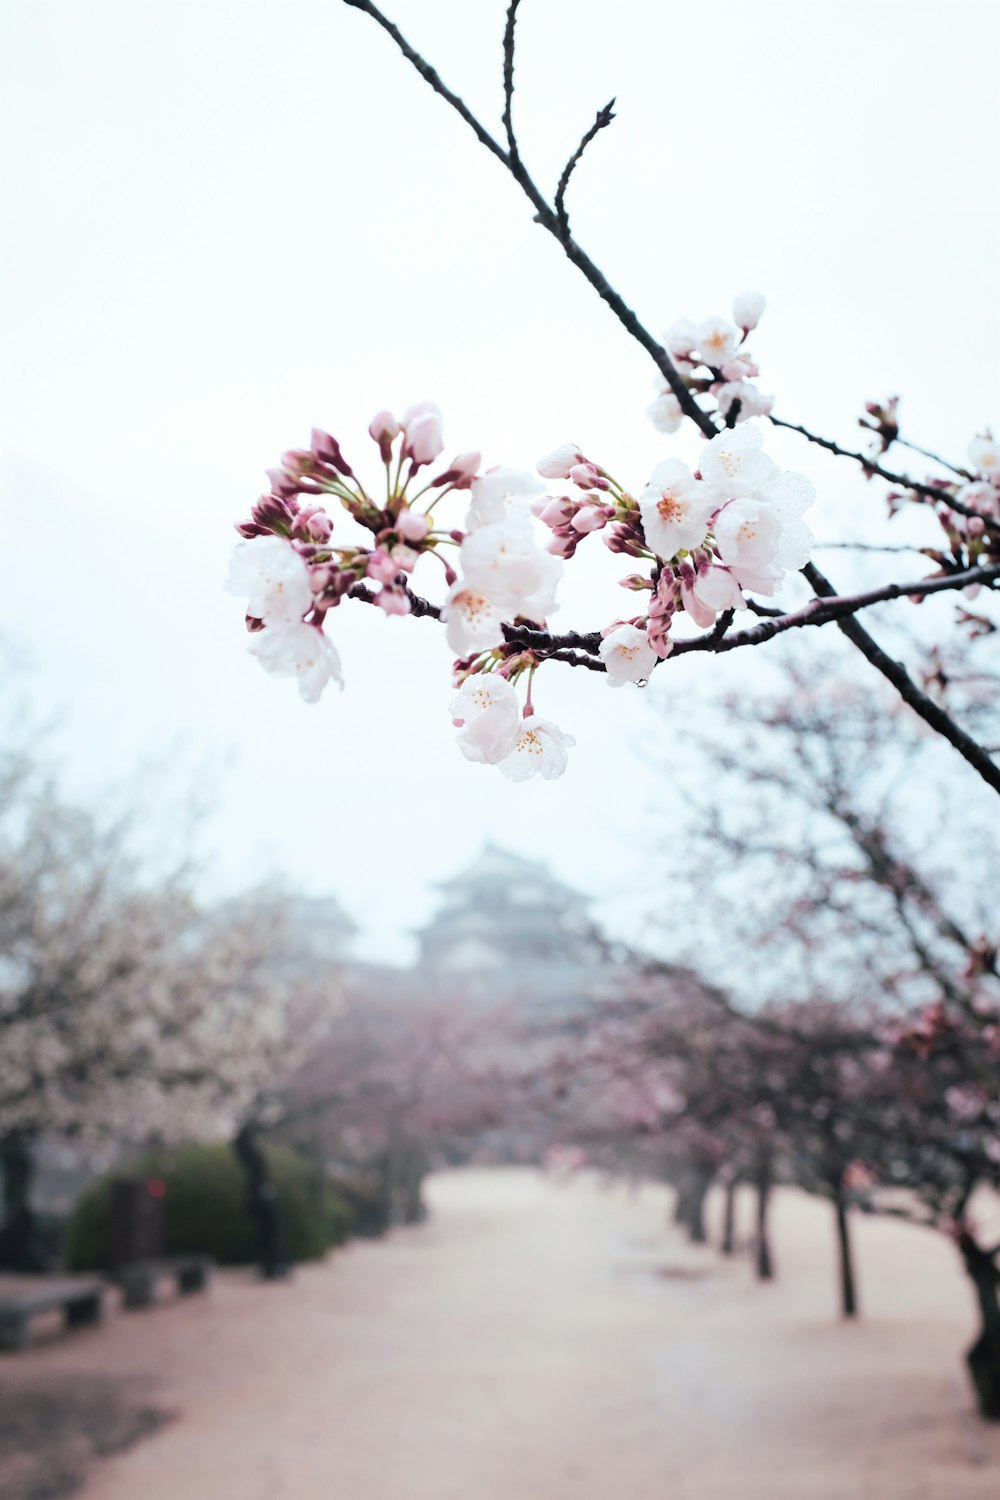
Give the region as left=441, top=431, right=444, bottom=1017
left=466, top=468, right=544, bottom=530
left=698, top=422, right=778, bottom=499
left=441, top=580, right=509, bottom=656
left=757, top=470, right=816, bottom=570
left=249, top=622, right=344, bottom=702
left=639, top=459, right=716, bottom=559
left=647, top=388, right=684, bottom=434
left=498, top=717, right=574, bottom=781
left=460, top=518, right=562, bottom=621
left=713, top=498, right=785, bottom=593
left=969, top=433, right=1000, bottom=475
left=599, top=624, right=658, bottom=687
left=693, top=316, right=740, bottom=368
left=227, top=537, right=312, bottom=625
left=713, top=379, right=775, bottom=424
left=450, top=675, right=520, bottom=764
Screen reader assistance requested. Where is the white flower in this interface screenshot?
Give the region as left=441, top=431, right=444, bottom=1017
left=466, top=468, right=544, bottom=530
left=681, top=565, right=746, bottom=627
left=693, top=316, right=739, bottom=368
left=226, top=537, right=312, bottom=625
left=732, top=290, right=765, bottom=331
left=713, top=499, right=784, bottom=593
left=969, top=433, right=1000, bottom=476
left=713, top=380, right=775, bottom=424
left=248, top=623, right=343, bottom=702
left=441, top=580, right=508, bottom=656
left=647, top=389, right=684, bottom=434
left=537, top=444, right=584, bottom=480
left=460, top=518, right=562, bottom=621
left=698, top=422, right=778, bottom=499
left=599, top=624, right=658, bottom=687
left=639, top=459, right=716, bottom=558
left=757, top=470, right=815, bottom=569
left=498, top=718, right=574, bottom=781
left=664, top=318, right=698, bottom=358
left=713, top=469, right=813, bottom=596
left=450, top=675, right=520, bottom=764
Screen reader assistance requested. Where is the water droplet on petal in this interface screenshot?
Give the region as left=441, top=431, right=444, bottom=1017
left=635, top=677, right=649, bottom=688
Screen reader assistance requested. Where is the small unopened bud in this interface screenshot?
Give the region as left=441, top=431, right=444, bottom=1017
left=368, top=410, right=400, bottom=463
left=397, top=507, right=431, bottom=543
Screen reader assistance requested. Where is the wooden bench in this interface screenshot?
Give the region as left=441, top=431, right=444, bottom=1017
left=116, top=1255, right=212, bottom=1309
left=0, top=1276, right=105, bottom=1352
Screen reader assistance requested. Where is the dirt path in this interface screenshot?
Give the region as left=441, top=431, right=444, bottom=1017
left=9, top=1168, right=1000, bottom=1498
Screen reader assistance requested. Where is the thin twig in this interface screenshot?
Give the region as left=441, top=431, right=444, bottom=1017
left=340, top=0, right=716, bottom=439
left=555, top=99, right=616, bottom=236
left=770, top=416, right=982, bottom=520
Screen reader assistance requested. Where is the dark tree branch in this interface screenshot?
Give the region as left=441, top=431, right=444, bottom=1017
left=803, top=564, right=1000, bottom=796
left=770, top=416, right=984, bottom=520
left=341, top=0, right=717, bottom=439
left=555, top=99, right=617, bottom=237
left=501, top=1, right=522, bottom=164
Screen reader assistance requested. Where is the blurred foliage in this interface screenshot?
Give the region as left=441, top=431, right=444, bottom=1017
left=65, top=1141, right=353, bottom=1269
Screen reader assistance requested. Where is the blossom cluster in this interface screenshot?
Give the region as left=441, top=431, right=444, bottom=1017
left=227, top=337, right=817, bottom=782
left=648, top=290, right=773, bottom=435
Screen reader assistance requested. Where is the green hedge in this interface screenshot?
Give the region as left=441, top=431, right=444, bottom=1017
left=65, top=1141, right=353, bottom=1271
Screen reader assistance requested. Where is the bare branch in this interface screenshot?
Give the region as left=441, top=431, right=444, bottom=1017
left=803, top=563, right=1000, bottom=797
left=770, top=416, right=984, bottom=520
left=555, top=99, right=617, bottom=237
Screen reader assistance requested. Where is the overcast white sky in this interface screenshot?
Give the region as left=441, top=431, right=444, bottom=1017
left=2, top=0, right=998, bottom=961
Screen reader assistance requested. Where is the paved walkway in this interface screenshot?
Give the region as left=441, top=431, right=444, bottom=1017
left=13, top=1168, right=1000, bottom=1498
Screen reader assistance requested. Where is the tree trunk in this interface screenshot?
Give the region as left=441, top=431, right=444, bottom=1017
left=833, top=1188, right=859, bottom=1319
left=957, top=1230, right=1000, bottom=1420
left=721, top=1175, right=738, bottom=1256
left=0, top=1131, right=44, bottom=1272
left=754, top=1147, right=774, bottom=1281
left=232, top=1125, right=289, bottom=1280
left=672, top=1175, right=691, bottom=1226
left=687, top=1167, right=712, bottom=1245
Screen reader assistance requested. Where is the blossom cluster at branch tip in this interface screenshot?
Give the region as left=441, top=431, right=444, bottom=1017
left=648, top=290, right=773, bottom=433
left=227, top=405, right=577, bottom=780
left=227, top=391, right=823, bottom=781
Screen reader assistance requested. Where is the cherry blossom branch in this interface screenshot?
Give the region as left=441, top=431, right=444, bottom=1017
left=341, top=0, right=717, bottom=440
left=803, top=563, right=1000, bottom=796
left=500, top=561, right=1000, bottom=663
left=891, top=434, right=972, bottom=480
left=769, top=416, right=983, bottom=519
left=554, top=98, right=617, bottom=237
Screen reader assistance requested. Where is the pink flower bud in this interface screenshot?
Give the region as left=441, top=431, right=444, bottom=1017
left=366, top=548, right=399, bottom=585
left=397, top=508, right=431, bottom=543
left=569, top=462, right=602, bottom=489
left=390, top=543, right=419, bottom=573
left=571, top=504, right=611, bottom=533
left=369, top=410, right=400, bottom=463
left=431, top=451, right=481, bottom=490
left=539, top=497, right=575, bottom=528
left=402, top=402, right=444, bottom=467
left=547, top=531, right=579, bottom=559
left=377, top=584, right=411, bottom=616
left=311, top=429, right=354, bottom=476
